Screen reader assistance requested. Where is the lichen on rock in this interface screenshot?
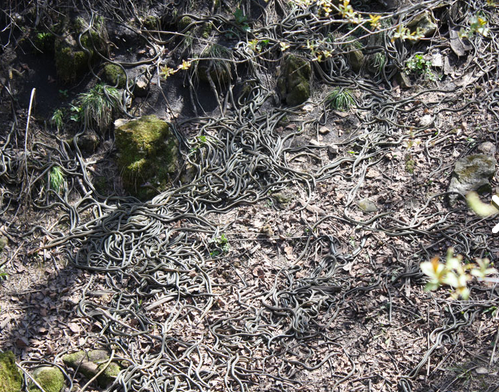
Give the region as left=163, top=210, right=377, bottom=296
left=277, top=54, right=312, bottom=106
left=0, top=351, right=22, bottom=392
left=115, top=115, right=180, bottom=200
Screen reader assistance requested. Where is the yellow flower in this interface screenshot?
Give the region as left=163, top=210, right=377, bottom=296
left=248, top=39, right=259, bottom=52
left=177, top=60, right=192, bottom=70
left=369, top=14, right=381, bottom=29
left=279, top=42, right=290, bottom=51
left=160, top=66, right=176, bottom=80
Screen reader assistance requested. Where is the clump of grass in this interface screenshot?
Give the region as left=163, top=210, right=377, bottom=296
left=326, top=88, right=355, bottom=111
left=77, top=84, right=122, bottom=131
left=49, top=166, right=65, bottom=193
left=198, top=44, right=233, bottom=86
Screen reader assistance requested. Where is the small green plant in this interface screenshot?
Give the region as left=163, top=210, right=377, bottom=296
left=421, top=248, right=497, bottom=299
left=209, top=233, right=230, bottom=257
left=70, top=104, right=83, bottom=122
left=0, top=269, right=7, bottom=280
left=233, top=8, right=250, bottom=32
left=405, top=155, right=416, bottom=174
left=405, top=54, right=438, bottom=81
left=49, top=166, right=65, bottom=193
left=59, top=89, right=69, bottom=99
left=326, top=88, right=355, bottom=111
left=51, top=108, right=64, bottom=132
left=33, top=31, right=54, bottom=53
left=77, top=84, right=123, bottom=131
left=368, top=52, right=386, bottom=74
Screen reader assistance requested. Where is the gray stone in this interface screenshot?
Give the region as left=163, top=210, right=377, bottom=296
left=272, top=189, right=296, bottom=208
left=395, top=71, right=412, bottom=89
left=448, top=154, right=497, bottom=204
left=76, top=129, right=100, bottom=154
left=477, top=142, right=496, bottom=156
left=419, top=115, right=434, bottom=127
left=449, top=28, right=472, bottom=57
left=358, top=198, right=377, bottom=213
left=0, top=236, right=7, bottom=252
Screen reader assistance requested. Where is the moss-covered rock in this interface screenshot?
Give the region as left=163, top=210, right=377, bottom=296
left=143, top=15, right=161, bottom=30
left=62, top=350, right=119, bottom=388
left=348, top=48, right=365, bottom=72
left=54, top=35, right=89, bottom=84
left=104, top=63, right=126, bottom=88
left=0, top=351, right=22, bottom=392
left=277, top=54, right=312, bottom=106
left=29, top=367, right=65, bottom=392
left=54, top=16, right=108, bottom=84
left=115, top=116, right=179, bottom=200
left=177, top=15, right=193, bottom=31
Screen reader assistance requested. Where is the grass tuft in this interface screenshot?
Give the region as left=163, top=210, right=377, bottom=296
left=326, top=88, right=355, bottom=111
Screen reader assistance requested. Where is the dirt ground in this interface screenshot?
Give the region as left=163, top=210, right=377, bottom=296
left=1, top=1, right=499, bottom=391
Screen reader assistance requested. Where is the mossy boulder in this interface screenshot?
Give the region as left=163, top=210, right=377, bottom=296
left=29, top=367, right=65, bottom=392
left=348, top=48, right=365, bottom=72
left=115, top=116, right=179, bottom=200
left=104, top=64, right=126, bottom=88
left=62, top=350, right=119, bottom=388
left=277, top=54, right=312, bottom=106
left=54, top=35, right=89, bottom=84
left=54, top=16, right=108, bottom=84
left=0, top=351, right=22, bottom=392
left=177, top=15, right=193, bottom=31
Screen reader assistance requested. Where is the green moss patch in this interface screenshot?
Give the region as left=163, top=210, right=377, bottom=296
left=115, top=116, right=179, bottom=200
left=0, top=351, right=22, bottom=392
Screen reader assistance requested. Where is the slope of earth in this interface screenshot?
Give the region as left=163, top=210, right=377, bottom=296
left=1, top=1, right=499, bottom=391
